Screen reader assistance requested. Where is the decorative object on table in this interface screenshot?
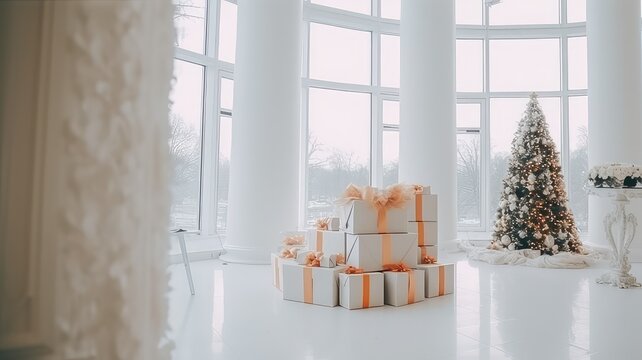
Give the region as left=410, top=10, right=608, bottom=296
left=586, top=186, right=642, bottom=288
left=489, top=93, right=583, bottom=255
left=339, top=271, right=384, bottom=310
left=588, top=164, right=641, bottom=188
left=345, top=233, right=418, bottom=272
left=281, top=262, right=346, bottom=307
left=417, top=263, right=455, bottom=298
left=338, top=184, right=412, bottom=234
left=382, top=264, right=425, bottom=307
left=306, top=228, right=346, bottom=258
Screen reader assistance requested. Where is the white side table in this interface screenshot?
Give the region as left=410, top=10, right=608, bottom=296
left=586, top=187, right=642, bottom=288
left=171, top=229, right=196, bottom=295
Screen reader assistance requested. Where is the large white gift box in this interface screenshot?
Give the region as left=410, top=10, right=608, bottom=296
left=340, top=200, right=408, bottom=234
left=339, top=272, right=384, bottom=310
left=383, top=269, right=425, bottom=306
left=417, top=246, right=439, bottom=264
left=306, top=229, right=346, bottom=259
left=417, top=263, right=455, bottom=298
left=345, top=233, right=417, bottom=272
left=407, top=193, right=438, bottom=222
left=271, top=253, right=295, bottom=291
left=282, top=263, right=346, bottom=307
left=407, top=221, right=438, bottom=246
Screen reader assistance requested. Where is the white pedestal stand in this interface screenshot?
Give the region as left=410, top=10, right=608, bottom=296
left=587, top=187, right=642, bottom=288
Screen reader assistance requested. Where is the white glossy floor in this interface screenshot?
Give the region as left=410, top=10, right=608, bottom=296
left=168, top=253, right=642, bottom=360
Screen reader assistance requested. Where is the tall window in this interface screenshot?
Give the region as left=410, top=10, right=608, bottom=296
left=171, top=0, right=237, bottom=238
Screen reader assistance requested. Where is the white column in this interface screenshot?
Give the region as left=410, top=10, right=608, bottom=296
left=400, top=0, right=457, bottom=249
left=587, top=0, right=642, bottom=260
left=222, top=0, right=302, bottom=264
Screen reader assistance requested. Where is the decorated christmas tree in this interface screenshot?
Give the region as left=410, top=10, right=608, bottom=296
left=490, top=94, right=583, bottom=255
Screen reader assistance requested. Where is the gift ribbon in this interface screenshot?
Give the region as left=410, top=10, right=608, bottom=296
left=282, top=235, right=305, bottom=246
left=336, top=253, right=346, bottom=265
left=306, top=252, right=323, bottom=267
left=303, top=267, right=313, bottom=304
left=439, top=265, right=445, bottom=296
left=419, top=247, right=435, bottom=263
left=280, top=248, right=298, bottom=259
left=415, top=192, right=423, bottom=222
left=417, top=222, right=425, bottom=246
left=362, top=274, right=371, bottom=308
left=315, top=217, right=329, bottom=231
left=274, top=258, right=280, bottom=289
left=316, top=230, right=324, bottom=252
left=422, top=255, right=437, bottom=264
left=338, top=184, right=412, bottom=233
left=382, top=234, right=392, bottom=265
left=345, top=266, right=364, bottom=274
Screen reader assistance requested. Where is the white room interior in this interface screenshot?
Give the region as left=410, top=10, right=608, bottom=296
left=2, top=0, right=642, bottom=359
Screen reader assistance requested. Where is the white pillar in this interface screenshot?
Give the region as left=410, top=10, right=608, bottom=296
left=400, top=0, right=457, bottom=249
left=587, top=0, right=642, bottom=260
left=222, top=0, right=302, bottom=264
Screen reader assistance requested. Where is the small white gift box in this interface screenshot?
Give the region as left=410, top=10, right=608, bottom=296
left=417, top=246, right=439, bottom=264
left=339, top=272, right=384, bottom=310
left=340, top=200, right=408, bottom=234
left=328, top=217, right=340, bottom=231
left=416, top=263, right=455, bottom=298
left=407, top=194, right=438, bottom=222
left=271, top=253, right=295, bottom=291
left=282, top=263, right=346, bottom=307
left=383, top=269, right=425, bottom=306
left=407, top=221, right=438, bottom=246
left=306, top=229, right=346, bottom=259
left=345, top=233, right=417, bottom=272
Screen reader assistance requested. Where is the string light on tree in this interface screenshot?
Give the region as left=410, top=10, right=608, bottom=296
left=490, top=93, right=583, bottom=255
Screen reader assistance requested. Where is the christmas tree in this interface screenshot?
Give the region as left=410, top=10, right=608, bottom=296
left=490, top=94, right=583, bottom=255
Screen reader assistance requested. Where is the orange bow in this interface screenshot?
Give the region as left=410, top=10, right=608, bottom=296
left=279, top=248, right=298, bottom=259
left=345, top=266, right=364, bottom=274
left=413, top=184, right=425, bottom=194
left=383, top=263, right=412, bottom=272
left=422, top=255, right=437, bottom=264
left=335, top=253, right=346, bottom=265
left=315, top=218, right=329, bottom=231
left=282, top=235, right=305, bottom=246
left=305, top=252, right=323, bottom=267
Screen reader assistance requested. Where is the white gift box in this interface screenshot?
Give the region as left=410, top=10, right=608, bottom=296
left=340, top=200, right=408, bottom=234
left=295, top=250, right=313, bottom=265
left=345, top=233, right=417, bottom=272
left=328, top=217, right=340, bottom=231
left=407, top=221, right=438, bottom=246
left=339, top=272, right=384, bottom=310
left=407, top=194, right=438, bottom=222
left=306, top=229, right=346, bottom=259
left=271, top=253, right=295, bottom=291
left=282, top=263, right=346, bottom=307
left=417, top=246, right=439, bottom=264
left=383, top=270, right=425, bottom=306
left=417, top=263, right=455, bottom=298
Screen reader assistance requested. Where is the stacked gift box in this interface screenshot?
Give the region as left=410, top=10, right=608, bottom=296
left=272, top=184, right=455, bottom=309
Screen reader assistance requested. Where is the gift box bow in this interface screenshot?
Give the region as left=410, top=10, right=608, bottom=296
left=345, top=266, right=364, bottom=274
left=382, top=263, right=412, bottom=272
left=280, top=248, right=298, bottom=259
left=282, top=235, right=305, bottom=246
left=422, top=255, right=437, bottom=264
left=337, top=184, right=412, bottom=210
left=412, top=184, right=424, bottom=194
left=315, top=217, right=330, bottom=231
left=305, top=251, right=324, bottom=267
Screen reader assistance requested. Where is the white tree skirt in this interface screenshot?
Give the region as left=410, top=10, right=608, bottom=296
left=458, top=241, right=605, bottom=269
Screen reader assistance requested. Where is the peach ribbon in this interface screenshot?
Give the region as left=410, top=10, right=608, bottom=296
left=439, top=265, right=445, bottom=296
left=303, top=267, right=313, bottom=304
left=362, top=274, right=371, bottom=308
left=415, top=192, right=423, bottom=222
left=422, top=255, right=437, bottom=264
left=335, top=253, right=346, bottom=265
left=383, top=263, right=414, bottom=304
left=274, top=258, right=280, bottom=289
left=282, top=235, right=305, bottom=246
left=417, top=222, right=425, bottom=246
left=345, top=266, right=364, bottom=274
left=279, top=248, right=298, bottom=259
left=316, top=230, right=324, bottom=252
left=382, top=234, right=392, bottom=265
left=305, top=252, right=323, bottom=267
left=315, top=217, right=329, bottom=231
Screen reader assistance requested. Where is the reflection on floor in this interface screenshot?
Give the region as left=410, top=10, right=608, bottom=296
left=168, top=252, right=642, bottom=360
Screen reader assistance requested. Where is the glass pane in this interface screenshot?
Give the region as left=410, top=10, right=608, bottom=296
left=311, top=0, right=371, bottom=15
left=488, top=97, right=561, bottom=226
left=220, top=78, right=234, bottom=110
left=489, top=0, right=560, bottom=25
left=173, top=0, right=207, bottom=54
left=457, top=133, right=481, bottom=226
left=568, top=96, right=588, bottom=231
left=456, top=39, right=484, bottom=92
left=309, top=23, right=372, bottom=85
left=457, top=103, right=481, bottom=128
left=490, top=39, right=560, bottom=92
left=456, top=0, right=483, bottom=25
left=567, top=0, right=586, bottom=23
left=217, top=116, right=233, bottom=233
left=383, top=131, right=399, bottom=187
left=169, top=60, right=204, bottom=230
left=218, top=0, right=237, bottom=63
left=381, top=0, right=401, bottom=20
left=568, top=36, right=587, bottom=90
left=382, top=100, right=399, bottom=125
left=307, top=88, right=371, bottom=226
left=380, top=34, right=400, bottom=88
